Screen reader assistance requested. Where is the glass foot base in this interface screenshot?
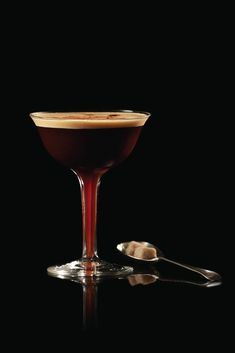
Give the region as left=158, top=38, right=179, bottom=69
left=47, top=259, right=133, bottom=278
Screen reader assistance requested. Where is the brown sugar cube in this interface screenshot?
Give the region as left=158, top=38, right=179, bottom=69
left=125, top=241, right=144, bottom=256
left=134, top=246, right=157, bottom=259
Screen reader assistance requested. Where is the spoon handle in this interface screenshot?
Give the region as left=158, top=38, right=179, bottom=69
left=159, top=257, right=221, bottom=281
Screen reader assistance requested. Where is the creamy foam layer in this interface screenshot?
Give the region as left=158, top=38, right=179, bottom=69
left=30, top=111, right=150, bottom=129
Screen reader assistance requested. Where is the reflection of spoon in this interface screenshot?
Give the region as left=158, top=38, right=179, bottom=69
left=127, top=274, right=159, bottom=286
left=117, top=241, right=222, bottom=282
left=126, top=272, right=222, bottom=288
left=159, top=277, right=222, bottom=288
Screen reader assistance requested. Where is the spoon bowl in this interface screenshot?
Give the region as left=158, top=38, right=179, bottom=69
left=117, top=241, right=164, bottom=261
left=117, top=241, right=222, bottom=282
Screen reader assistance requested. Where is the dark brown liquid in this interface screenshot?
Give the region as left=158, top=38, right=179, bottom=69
left=37, top=125, right=143, bottom=259
left=37, top=126, right=143, bottom=174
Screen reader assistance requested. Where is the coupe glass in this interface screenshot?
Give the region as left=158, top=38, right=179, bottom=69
left=30, top=111, right=150, bottom=277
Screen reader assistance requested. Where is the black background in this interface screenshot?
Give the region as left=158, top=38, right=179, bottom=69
left=5, top=3, right=231, bottom=350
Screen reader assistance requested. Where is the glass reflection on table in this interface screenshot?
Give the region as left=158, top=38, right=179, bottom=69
left=47, top=269, right=221, bottom=330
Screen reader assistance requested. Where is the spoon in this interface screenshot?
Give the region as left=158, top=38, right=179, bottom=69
left=117, top=241, right=221, bottom=282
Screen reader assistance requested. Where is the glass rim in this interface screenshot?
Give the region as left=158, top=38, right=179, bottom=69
left=30, top=110, right=151, bottom=120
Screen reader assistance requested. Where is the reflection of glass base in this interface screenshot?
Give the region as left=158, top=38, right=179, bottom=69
left=47, top=259, right=133, bottom=278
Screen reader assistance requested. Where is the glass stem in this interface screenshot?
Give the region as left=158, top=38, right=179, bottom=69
left=77, top=172, right=100, bottom=261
